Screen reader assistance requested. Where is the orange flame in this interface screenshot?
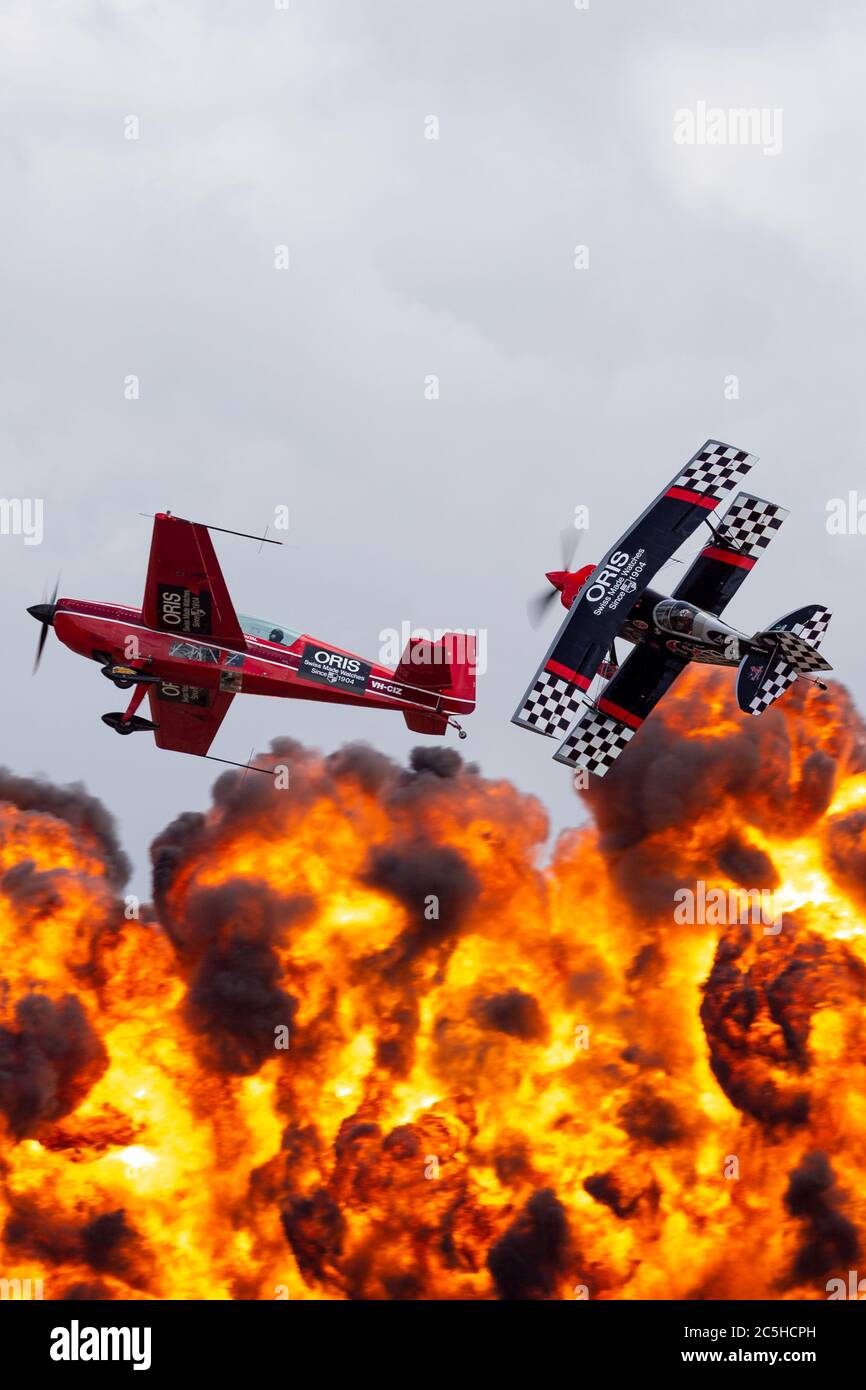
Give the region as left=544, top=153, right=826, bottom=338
left=1, top=667, right=865, bottom=1299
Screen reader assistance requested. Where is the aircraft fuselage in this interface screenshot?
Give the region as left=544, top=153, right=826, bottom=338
left=618, top=587, right=754, bottom=667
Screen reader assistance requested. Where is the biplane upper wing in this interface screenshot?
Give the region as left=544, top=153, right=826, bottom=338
left=552, top=644, right=689, bottom=777
left=146, top=687, right=235, bottom=757
left=672, top=492, right=789, bottom=616
left=141, top=514, right=246, bottom=647
left=512, top=441, right=757, bottom=737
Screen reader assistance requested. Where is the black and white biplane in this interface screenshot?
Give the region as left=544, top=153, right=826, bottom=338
left=513, top=440, right=832, bottom=778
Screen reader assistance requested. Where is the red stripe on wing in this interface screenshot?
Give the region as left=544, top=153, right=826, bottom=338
left=546, top=660, right=591, bottom=689
left=666, top=486, right=719, bottom=509
left=700, top=545, right=756, bottom=570
left=598, top=698, right=643, bottom=730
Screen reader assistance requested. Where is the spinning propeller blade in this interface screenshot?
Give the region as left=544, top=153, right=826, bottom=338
left=527, top=586, right=559, bottom=629
left=560, top=524, right=581, bottom=572
left=527, top=525, right=584, bottom=628
left=28, top=577, right=59, bottom=672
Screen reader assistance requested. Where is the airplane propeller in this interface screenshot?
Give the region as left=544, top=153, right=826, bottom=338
left=27, top=577, right=59, bottom=672
left=527, top=526, right=583, bottom=629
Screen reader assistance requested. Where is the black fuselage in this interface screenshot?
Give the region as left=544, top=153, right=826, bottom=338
left=618, top=587, right=757, bottom=667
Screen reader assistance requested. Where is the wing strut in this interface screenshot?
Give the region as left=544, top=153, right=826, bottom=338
left=139, top=513, right=283, bottom=546
left=197, top=753, right=276, bottom=776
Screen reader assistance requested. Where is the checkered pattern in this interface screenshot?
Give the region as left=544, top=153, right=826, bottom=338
left=717, top=493, right=789, bottom=558
left=553, top=708, right=636, bottom=777
left=774, top=629, right=831, bottom=673
left=758, top=606, right=832, bottom=674
left=517, top=669, right=584, bottom=737
left=673, top=441, right=754, bottom=498
left=746, top=605, right=832, bottom=712
left=793, top=606, right=831, bottom=649
left=748, top=658, right=798, bottom=715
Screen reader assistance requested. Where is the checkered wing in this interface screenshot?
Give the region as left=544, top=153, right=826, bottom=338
left=514, top=440, right=756, bottom=738
left=673, top=492, right=788, bottom=617
left=671, top=444, right=755, bottom=499
left=517, top=667, right=586, bottom=738
left=552, top=643, right=689, bottom=777
left=554, top=707, right=636, bottom=777
left=716, top=493, right=789, bottom=558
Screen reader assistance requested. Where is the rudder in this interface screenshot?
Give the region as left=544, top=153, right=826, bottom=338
left=397, top=632, right=476, bottom=735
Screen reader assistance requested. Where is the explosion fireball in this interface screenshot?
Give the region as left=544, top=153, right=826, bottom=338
left=1, top=667, right=865, bottom=1300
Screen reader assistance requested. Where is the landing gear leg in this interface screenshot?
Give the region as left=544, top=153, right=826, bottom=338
left=121, top=683, right=148, bottom=723
left=448, top=718, right=468, bottom=740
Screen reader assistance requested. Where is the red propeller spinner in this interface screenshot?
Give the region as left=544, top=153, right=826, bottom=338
left=526, top=521, right=595, bottom=629
left=545, top=562, right=595, bottom=610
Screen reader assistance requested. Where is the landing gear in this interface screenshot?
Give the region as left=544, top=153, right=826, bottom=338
left=102, top=681, right=158, bottom=735
left=448, top=718, right=468, bottom=740
left=102, top=712, right=159, bottom=735
left=101, top=662, right=159, bottom=690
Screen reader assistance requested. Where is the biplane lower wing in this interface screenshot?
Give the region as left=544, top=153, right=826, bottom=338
left=147, top=687, right=235, bottom=757
left=672, top=492, right=789, bottom=616
left=552, top=644, right=689, bottom=777
left=513, top=441, right=757, bottom=736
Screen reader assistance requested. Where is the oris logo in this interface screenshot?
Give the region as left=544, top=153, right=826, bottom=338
left=299, top=643, right=370, bottom=691
left=313, top=650, right=361, bottom=675
left=585, top=551, right=630, bottom=605
left=160, top=590, right=183, bottom=626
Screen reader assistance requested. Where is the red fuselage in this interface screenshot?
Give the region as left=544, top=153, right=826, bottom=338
left=52, top=599, right=474, bottom=721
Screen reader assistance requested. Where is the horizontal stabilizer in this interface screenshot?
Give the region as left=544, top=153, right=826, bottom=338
left=403, top=711, right=449, bottom=735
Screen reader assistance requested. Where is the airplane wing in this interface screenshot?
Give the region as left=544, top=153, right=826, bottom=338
left=141, top=514, right=246, bottom=647
left=147, top=685, right=235, bottom=757
left=552, top=644, right=689, bottom=777
left=672, top=492, right=789, bottom=616
left=513, top=440, right=756, bottom=737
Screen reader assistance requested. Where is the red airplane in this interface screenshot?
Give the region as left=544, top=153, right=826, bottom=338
left=28, top=514, right=476, bottom=772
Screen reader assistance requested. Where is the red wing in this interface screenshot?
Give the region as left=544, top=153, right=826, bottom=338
left=142, top=514, right=245, bottom=646
left=147, top=687, right=235, bottom=757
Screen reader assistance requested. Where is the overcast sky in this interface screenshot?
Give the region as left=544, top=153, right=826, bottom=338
left=3, top=0, right=866, bottom=900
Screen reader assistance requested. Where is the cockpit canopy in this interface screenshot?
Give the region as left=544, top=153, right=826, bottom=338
left=238, top=614, right=303, bottom=648
left=653, top=598, right=699, bottom=637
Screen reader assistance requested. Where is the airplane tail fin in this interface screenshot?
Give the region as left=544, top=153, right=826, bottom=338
left=396, top=632, right=477, bottom=736
left=738, top=604, right=832, bottom=715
